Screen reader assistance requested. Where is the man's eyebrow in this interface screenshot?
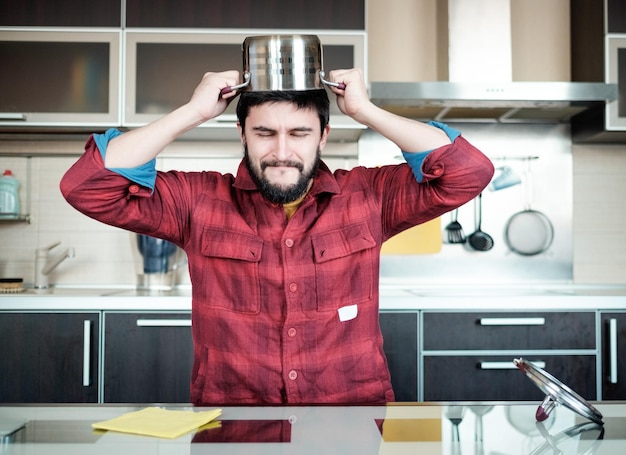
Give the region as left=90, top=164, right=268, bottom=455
left=251, top=126, right=314, bottom=133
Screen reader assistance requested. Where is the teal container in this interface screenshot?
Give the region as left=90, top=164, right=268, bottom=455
left=0, top=169, right=20, bottom=219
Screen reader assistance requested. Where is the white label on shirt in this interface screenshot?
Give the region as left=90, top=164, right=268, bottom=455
left=338, top=304, right=358, bottom=322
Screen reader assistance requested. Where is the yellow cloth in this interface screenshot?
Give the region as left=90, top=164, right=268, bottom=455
left=92, top=407, right=222, bottom=439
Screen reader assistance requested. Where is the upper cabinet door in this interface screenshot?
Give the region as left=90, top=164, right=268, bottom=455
left=606, top=37, right=626, bottom=130
left=607, top=0, right=626, bottom=34
left=123, top=30, right=366, bottom=141
left=0, top=30, right=121, bottom=128
left=126, top=0, right=365, bottom=29
left=0, top=0, right=121, bottom=27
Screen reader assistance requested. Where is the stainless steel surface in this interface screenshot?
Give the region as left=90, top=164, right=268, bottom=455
left=2, top=402, right=626, bottom=454
left=480, top=317, right=545, bottom=326
left=609, top=319, right=618, bottom=384
left=369, top=81, right=618, bottom=123
left=514, top=358, right=604, bottom=425
left=369, top=0, right=617, bottom=124
left=83, top=320, right=91, bottom=387
left=238, top=35, right=328, bottom=92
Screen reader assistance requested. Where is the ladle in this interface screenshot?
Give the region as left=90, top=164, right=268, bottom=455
left=468, top=193, right=494, bottom=251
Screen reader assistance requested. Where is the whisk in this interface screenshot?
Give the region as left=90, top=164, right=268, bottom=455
left=444, top=209, right=466, bottom=244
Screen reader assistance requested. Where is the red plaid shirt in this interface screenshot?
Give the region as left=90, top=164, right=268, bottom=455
left=61, top=132, right=493, bottom=405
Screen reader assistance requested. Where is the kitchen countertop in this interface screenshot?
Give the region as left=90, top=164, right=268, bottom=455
left=1, top=283, right=626, bottom=311
left=1, top=401, right=625, bottom=454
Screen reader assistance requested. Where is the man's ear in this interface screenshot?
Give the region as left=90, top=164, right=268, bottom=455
left=237, top=122, right=245, bottom=145
left=319, top=124, right=330, bottom=150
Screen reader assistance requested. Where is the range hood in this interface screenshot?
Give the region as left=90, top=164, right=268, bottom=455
left=370, top=80, right=616, bottom=124
left=370, top=0, right=617, bottom=124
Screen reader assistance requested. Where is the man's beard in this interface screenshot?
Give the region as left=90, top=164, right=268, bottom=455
left=244, top=145, right=322, bottom=204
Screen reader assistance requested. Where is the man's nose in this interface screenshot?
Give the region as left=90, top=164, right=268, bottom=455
left=274, top=134, right=290, bottom=159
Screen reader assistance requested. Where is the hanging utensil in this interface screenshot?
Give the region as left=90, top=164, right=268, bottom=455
left=468, top=193, right=494, bottom=251
left=504, top=160, right=554, bottom=256
left=444, top=209, right=466, bottom=244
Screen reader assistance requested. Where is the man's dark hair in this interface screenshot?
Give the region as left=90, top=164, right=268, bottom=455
left=236, top=90, right=330, bottom=136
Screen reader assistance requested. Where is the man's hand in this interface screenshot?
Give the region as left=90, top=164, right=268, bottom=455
left=326, top=68, right=373, bottom=124
left=187, top=70, right=241, bottom=122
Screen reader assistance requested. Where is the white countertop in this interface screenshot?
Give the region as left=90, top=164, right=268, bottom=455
left=1, top=283, right=626, bottom=311
left=1, top=402, right=625, bottom=454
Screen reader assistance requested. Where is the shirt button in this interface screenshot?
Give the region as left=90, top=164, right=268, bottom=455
left=129, top=184, right=140, bottom=194
left=287, top=328, right=297, bottom=337
left=288, top=370, right=298, bottom=381
left=285, top=238, right=294, bottom=248
left=289, top=282, right=298, bottom=292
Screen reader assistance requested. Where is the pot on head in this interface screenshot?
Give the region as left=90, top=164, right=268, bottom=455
left=222, top=34, right=344, bottom=94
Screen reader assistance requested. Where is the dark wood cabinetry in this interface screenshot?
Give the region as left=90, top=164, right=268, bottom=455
left=0, top=312, right=99, bottom=403
left=103, top=312, right=193, bottom=403
left=423, top=355, right=596, bottom=401
left=102, top=311, right=416, bottom=403
left=423, top=312, right=596, bottom=351
left=0, top=0, right=121, bottom=27
left=607, top=0, right=626, bottom=33
left=126, top=0, right=365, bottom=29
left=421, top=311, right=597, bottom=402
left=601, top=312, right=626, bottom=400
left=380, top=312, right=418, bottom=402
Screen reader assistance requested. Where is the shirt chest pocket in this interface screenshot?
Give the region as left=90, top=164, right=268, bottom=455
left=198, top=228, right=263, bottom=314
left=311, top=222, right=377, bottom=311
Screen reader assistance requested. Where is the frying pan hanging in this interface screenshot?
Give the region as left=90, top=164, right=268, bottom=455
left=504, top=162, right=554, bottom=256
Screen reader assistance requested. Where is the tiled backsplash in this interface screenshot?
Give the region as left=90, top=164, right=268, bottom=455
left=0, top=141, right=358, bottom=288
left=1, top=127, right=625, bottom=287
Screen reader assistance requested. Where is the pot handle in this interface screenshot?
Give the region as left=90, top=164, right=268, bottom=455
left=319, top=71, right=346, bottom=90
left=220, top=72, right=251, bottom=96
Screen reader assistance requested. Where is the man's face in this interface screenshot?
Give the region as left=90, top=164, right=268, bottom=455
left=239, top=101, right=330, bottom=204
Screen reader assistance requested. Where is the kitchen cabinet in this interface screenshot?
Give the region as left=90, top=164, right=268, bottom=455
left=123, top=30, right=366, bottom=141
left=0, top=0, right=121, bottom=27
left=0, top=30, right=121, bottom=129
left=601, top=312, right=626, bottom=399
left=423, top=354, right=596, bottom=401
left=379, top=312, right=418, bottom=402
left=607, top=0, right=626, bottom=34
left=103, top=312, right=193, bottom=403
left=102, top=311, right=415, bottom=403
left=0, top=312, right=99, bottom=403
left=125, top=0, right=365, bottom=29
left=421, top=311, right=598, bottom=401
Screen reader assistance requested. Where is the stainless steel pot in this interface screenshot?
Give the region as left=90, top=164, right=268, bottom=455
left=221, top=34, right=344, bottom=94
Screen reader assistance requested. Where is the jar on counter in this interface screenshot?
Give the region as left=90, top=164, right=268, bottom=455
left=0, top=169, right=20, bottom=219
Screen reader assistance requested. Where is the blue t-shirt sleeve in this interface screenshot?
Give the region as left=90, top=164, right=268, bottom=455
left=94, top=128, right=157, bottom=190
left=402, top=121, right=461, bottom=183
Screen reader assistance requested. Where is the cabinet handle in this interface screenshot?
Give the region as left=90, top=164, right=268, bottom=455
left=609, top=318, right=618, bottom=384
left=479, top=317, right=545, bottom=326
left=83, top=320, right=91, bottom=387
left=0, top=113, right=26, bottom=121
left=136, top=319, right=192, bottom=327
left=480, top=361, right=546, bottom=370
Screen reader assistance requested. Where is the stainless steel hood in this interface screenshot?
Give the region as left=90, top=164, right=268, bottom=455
left=369, top=0, right=617, bottom=124
left=369, top=81, right=617, bottom=123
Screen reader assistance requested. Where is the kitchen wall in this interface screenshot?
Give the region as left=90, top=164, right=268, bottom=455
left=0, top=142, right=358, bottom=287
left=1, top=0, right=624, bottom=286
left=367, top=0, right=626, bottom=285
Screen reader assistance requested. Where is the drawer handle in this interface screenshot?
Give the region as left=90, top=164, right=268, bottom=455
left=480, top=317, right=545, bottom=326
left=480, top=361, right=546, bottom=370
left=0, top=113, right=26, bottom=121
left=83, top=320, right=91, bottom=387
left=609, top=318, right=618, bottom=384
left=136, top=319, right=192, bottom=327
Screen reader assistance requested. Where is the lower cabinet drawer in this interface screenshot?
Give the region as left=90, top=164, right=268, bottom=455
left=422, top=312, right=596, bottom=351
left=423, top=355, right=597, bottom=401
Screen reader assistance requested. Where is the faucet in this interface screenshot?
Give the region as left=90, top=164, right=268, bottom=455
left=34, top=241, right=76, bottom=289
